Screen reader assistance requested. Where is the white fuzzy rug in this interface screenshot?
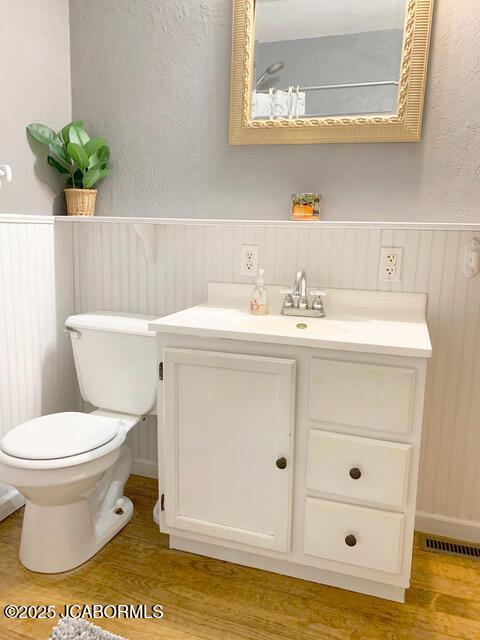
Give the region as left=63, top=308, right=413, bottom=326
left=50, top=617, right=128, bottom=640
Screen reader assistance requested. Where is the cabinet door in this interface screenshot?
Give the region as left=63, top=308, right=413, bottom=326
left=162, top=348, right=296, bottom=552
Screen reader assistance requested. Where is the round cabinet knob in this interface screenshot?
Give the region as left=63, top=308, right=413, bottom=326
left=345, top=534, right=357, bottom=547
left=276, top=457, right=287, bottom=470
left=349, top=467, right=362, bottom=480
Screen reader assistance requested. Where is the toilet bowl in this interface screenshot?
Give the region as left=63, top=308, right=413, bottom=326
left=0, top=312, right=157, bottom=573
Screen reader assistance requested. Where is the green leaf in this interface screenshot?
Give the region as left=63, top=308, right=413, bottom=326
left=67, top=142, right=89, bottom=171
left=26, top=123, right=59, bottom=147
left=47, top=156, right=70, bottom=175
left=85, top=137, right=106, bottom=158
left=73, top=169, right=83, bottom=188
left=68, top=124, right=90, bottom=146
left=61, top=120, right=84, bottom=144
left=88, top=145, right=110, bottom=170
left=83, top=168, right=109, bottom=189
left=48, top=142, right=69, bottom=165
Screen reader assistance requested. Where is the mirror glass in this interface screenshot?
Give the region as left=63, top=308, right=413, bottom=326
left=252, top=0, right=407, bottom=120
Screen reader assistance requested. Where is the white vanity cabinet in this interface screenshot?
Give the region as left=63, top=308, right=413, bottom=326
left=150, top=285, right=431, bottom=602
left=161, top=348, right=296, bottom=552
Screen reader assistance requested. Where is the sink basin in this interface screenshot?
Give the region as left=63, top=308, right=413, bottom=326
left=239, top=314, right=350, bottom=336
left=149, top=283, right=432, bottom=358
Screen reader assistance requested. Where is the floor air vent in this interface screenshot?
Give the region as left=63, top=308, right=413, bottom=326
left=420, top=534, right=480, bottom=559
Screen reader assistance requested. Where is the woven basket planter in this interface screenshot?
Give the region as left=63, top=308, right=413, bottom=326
left=65, top=188, right=97, bottom=216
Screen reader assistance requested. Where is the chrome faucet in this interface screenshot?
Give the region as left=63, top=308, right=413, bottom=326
left=293, top=269, right=308, bottom=309
left=281, top=270, right=326, bottom=318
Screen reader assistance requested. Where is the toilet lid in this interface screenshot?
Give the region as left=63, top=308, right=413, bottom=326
left=1, top=412, right=121, bottom=460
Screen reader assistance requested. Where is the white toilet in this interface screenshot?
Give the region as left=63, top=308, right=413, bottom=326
left=0, top=312, right=157, bottom=573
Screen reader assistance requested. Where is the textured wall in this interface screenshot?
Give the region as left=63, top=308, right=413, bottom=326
left=0, top=0, right=71, bottom=215
left=69, top=0, right=480, bottom=222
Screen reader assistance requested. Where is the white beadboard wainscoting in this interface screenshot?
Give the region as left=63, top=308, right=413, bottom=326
left=0, top=217, right=78, bottom=519
left=69, top=218, right=480, bottom=541
left=2, top=214, right=480, bottom=542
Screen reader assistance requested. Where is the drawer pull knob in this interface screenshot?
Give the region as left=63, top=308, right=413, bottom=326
left=345, top=534, right=357, bottom=547
left=276, top=457, right=287, bottom=470
left=349, top=467, right=362, bottom=480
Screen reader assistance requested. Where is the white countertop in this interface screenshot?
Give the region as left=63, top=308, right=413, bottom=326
left=149, top=283, right=432, bottom=358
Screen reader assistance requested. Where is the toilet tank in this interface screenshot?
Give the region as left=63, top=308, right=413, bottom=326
left=65, top=312, right=157, bottom=416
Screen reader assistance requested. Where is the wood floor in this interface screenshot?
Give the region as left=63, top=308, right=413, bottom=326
left=0, top=477, right=479, bottom=640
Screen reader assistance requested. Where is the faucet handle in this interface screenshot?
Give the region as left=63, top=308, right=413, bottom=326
left=310, top=289, right=326, bottom=312
left=280, top=288, right=294, bottom=309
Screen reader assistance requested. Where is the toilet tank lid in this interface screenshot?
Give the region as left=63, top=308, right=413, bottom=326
left=65, top=312, right=157, bottom=337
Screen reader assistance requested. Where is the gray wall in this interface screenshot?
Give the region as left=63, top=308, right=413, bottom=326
left=0, top=0, right=71, bottom=215
left=68, top=0, right=480, bottom=222
left=255, top=30, right=403, bottom=117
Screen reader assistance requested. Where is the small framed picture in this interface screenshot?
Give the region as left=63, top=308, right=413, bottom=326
left=291, top=194, right=321, bottom=221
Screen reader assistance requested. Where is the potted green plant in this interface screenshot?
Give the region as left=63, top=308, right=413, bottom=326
left=26, top=121, right=110, bottom=216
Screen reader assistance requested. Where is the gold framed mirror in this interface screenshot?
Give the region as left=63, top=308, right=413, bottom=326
left=230, top=0, right=434, bottom=145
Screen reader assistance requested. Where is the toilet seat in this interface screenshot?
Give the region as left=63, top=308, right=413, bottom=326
left=0, top=411, right=140, bottom=471
left=1, top=412, right=122, bottom=461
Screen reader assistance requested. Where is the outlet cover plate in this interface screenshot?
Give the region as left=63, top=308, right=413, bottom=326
left=378, top=247, right=403, bottom=282
left=240, top=244, right=259, bottom=277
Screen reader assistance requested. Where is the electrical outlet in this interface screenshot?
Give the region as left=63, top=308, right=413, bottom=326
left=378, top=247, right=403, bottom=282
left=240, top=245, right=259, bottom=277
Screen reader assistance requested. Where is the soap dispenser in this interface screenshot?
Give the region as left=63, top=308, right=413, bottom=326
left=250, top=269, right=269, bottom=315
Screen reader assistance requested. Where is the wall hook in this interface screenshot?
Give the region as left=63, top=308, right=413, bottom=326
left=463, top=238, right=480, bottom=278
left=0, top=165, right=12, bottom=188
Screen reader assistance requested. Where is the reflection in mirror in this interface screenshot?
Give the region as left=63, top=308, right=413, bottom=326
left=252, top=0, right=407, bottom=120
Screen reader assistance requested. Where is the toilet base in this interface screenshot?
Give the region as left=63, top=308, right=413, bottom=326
left=14, top=440, right=135, bottom=573
left=19, top=495, right=134, bottom=573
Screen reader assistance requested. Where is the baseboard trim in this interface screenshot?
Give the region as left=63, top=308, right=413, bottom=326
left=0, top=488, right=25, bottom=521
left=415, top=511, right=480, bottom=543
left=132, top=458, right=158, bottom=479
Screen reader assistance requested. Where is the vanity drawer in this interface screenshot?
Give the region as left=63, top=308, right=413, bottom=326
left=304, top=498, right=405, bottom=574
left=306, top=430, right=411, bottom=511
left=309, top=358, right=415, bottom=434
